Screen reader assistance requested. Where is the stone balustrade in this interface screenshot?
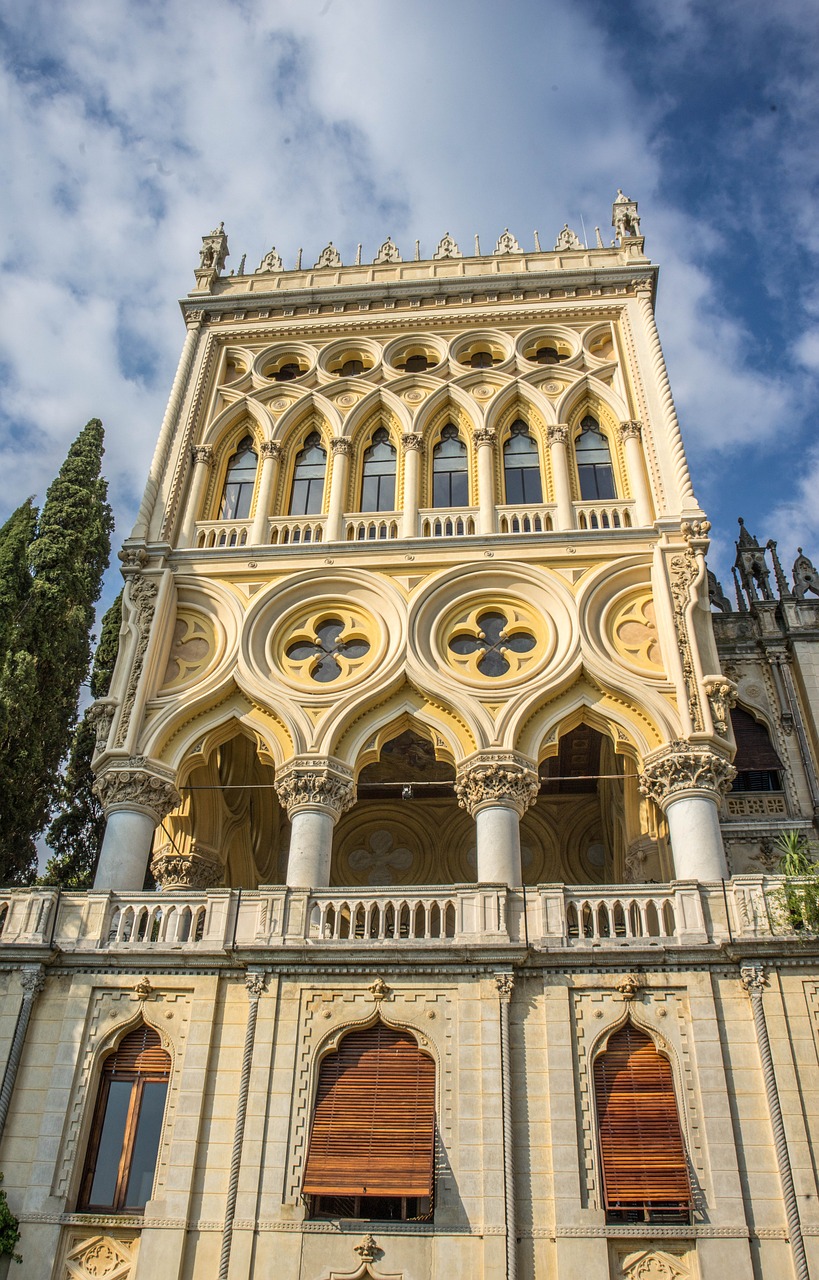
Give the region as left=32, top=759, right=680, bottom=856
left=194, top=519, right=251, bottom=548
left=574, top=499, right=636, bottom=530
left=0, top=878, right=809, bottom=954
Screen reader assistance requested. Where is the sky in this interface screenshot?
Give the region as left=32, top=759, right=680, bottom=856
left=2, top=0, right=819, bottom=604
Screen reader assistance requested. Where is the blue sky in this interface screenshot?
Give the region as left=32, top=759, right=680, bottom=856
left=2, top=0, right=818, bottom=600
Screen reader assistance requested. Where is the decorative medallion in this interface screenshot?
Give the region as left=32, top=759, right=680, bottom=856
left=271, top=397, right=291, bottom=412
left=336, top=393, right=359, bottom=408
left=403, top=388, right=426, bottom=404
left=278, top=609, right=375, bottom=686
left=471, top=384, right=495, bottom=400
left=543, top=380, right=564, bottom=395
left=445, top=603, right=541, bottom=680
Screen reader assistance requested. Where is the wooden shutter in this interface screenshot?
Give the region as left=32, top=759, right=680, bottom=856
left=302, top=1023, right=435, bottom=1197
left=104, top=1024, right=170, bottom=1077
left=730, top=706, right=782, bottom=771
left=594, top=1023, right=691, bottom=1213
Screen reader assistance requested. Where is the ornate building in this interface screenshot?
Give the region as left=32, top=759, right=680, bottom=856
left=1, top=196, right=819, bottom=1280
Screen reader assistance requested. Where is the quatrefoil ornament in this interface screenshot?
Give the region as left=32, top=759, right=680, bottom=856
left=283, top=611, right=372, bottom=684
left=447, top=605, right=537, bottom=679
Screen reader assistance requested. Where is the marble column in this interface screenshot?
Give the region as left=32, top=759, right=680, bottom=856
left=179, top=445, right=214, bottom=548
left=474, top=426, right=497, bottom=535
left=93, top=760, right=181, bottom=891
left=640, top=740, right=736, bottom=880
left=455, top=752, right=540, bottom=885
left=275, top=757, right=356, bottom=887
left=250, top=441, right=282, bottom=545
left=401, top=432, right=424, bottom=537
left=618, top=420, right=653, bottom=527
left=547, top=425, right=574, bottom=530
left=326, top=437, right=352, bottom=541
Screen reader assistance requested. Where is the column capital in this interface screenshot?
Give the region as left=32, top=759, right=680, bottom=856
left=639, top=740, right=736, bottom=810
left=19, top=965, right=46, bottom=999
left=631, top=276, right=654, bottom=297
left=151, top=839, right=221, bottom=890
left=494, top=972, right=515, bottom=1002
left=245, top=969, right=267, bottom=999
left=185, top=309, right=207, bottom=328
left=275, top=756, right=356, bottom=820
left=93, top=757, right=181, bottom=824
left=455, top=751, right=539, bottom=818
left=473, top=426, right=497, bottom=449
left=618, top=419, right=643, bottom=441
left=259, top=440, right=283, bottom=461
left=331, top=436, right=353, bottom=457
left=401, top=432, right=425, bottom=453
left=546, top=424, right=570, bottom=447
left=190, top=444, right=214, bottom=467
left=740, top=963, right=767, bottom=995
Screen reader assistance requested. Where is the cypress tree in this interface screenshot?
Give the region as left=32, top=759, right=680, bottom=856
left=0, top=420, right=113, bottom=884
left=0, top=500, right=37, bottom=657
left=43, top=591, right=123, bottom=888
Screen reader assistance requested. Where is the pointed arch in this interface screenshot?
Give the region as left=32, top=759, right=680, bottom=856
left=515, top=674, right=666, bottom=763
left=147, top=682, right=300, bottom=772
left=198, top=399, right=274, bottom=521
left=332, top=680, right=481, bottom=770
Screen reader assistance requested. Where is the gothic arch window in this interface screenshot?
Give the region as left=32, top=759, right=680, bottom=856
left=575, top=415, right=616, bottom=501
left=289, top=431, right=327, bottom=515
left=432, top=424, right=468, bottom=508
left=593, top=1022, right=691, bottom=1224
left=360, top=427, right=397, bottom=512
left=219, top=435, right=257, bottom=519
left=730, top=706, right=783, bottom=791
left=503, top=419, right=543, bottom=504
left=303, top=1021, right=435, bottom=1221
left=78, top=1023, right=171, bottom=1213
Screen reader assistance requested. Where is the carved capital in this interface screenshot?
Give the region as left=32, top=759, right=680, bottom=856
left=88, top=698, right=118, bottom=756
left=185, top=309, right=206, bottom=327
left=259, top=440, right=283, bottom=461
left=19, top=966, right=45, bottom=998
left=245, top=969, right=267, bottom=999
left=190, top=444, right=214, bottom=467
left=401, top=432, right=425, bottom=453
left=702, top=674, right=738, bottom=735
left=639, top=740, right=736, bottom=809
left=455, top=752, right=539, bottom=818
left=331, top=437, right=353, bottom=457
left=94, top=759, right=180, bottom=824
left=151, top=841, right=221, bottom=890
left=117, top=545, right=148, bottom=574
left=547, top=424, right=570, bottom=447
left=473, top=426, right=496, bottom=449
left=740, top=963, right=767, bottom=994
left=495, top=972, right=515, bottom=1002
left=274, top=757, right=356, bottom=820
left=618, top=419, right=643, bottom=442
left=631, top=276, right=654, bottom=296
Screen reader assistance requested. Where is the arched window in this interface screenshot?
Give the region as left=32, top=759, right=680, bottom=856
left=303, top=1022, right=435, bottom=1221
left=79, top=1023, right=171, bottom=1213
left=594, top=1023, right=691, bottom=1223
left=219, top=435, right=257, bottom=519
left=360, top=427, right=397, bottom=512
left=576, top=416, right=616, bottom=500
left=432, top=424, right=468, bottom=508
left=730, top=706, right=783, bottom=791
left=469, top=350, right=495, bottom=369
left=273, top=362, right=303, bottom=382
left=503, top=419, right=543, bottom=504
left=534, top=345, right=561, bottom=365
left=289, top=431, right=327, bottom=515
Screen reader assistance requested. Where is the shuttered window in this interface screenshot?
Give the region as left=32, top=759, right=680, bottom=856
left=594, top=1023, right=691, bottom=1223
left=303, top=1023, right=435, bottom=1209
left=79, top=1023, right=171, bottom=1213
left=730, top=706, right=783, bottom=791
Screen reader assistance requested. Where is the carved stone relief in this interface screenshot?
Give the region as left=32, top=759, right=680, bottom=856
left=455, top=752, right=540, bottom=817
left=640, top=741, right=736, bottom=809
left=114, top=574, right=159, bottom=747
left=61, top=1231, right=139, bottom=1280
left=274, top=758, right=356, bottom=819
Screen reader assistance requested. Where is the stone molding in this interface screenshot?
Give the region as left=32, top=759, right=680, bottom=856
left=259, top=440, right=283, bottom=461
left=401, top=432, right=425, bottom=453
left=455, top=752, right=539, bottom=817
left=546, top=424, right=570, bottom=447
left=331, top=437, right=353, bottom=457
left=618, top=419, right=643, bottom=441
left=639, top=741, right=736, bottom=809
left=275, top=757, right=356, bottom=820
left=151, top=841, right=222, bottom=890
left=94, top=758, right=181, bottom=823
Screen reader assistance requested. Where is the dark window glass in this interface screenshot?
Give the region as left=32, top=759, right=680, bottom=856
left=88, top=1080, right=132, bottom=1208
left=289, top=432, right=327, bottom=515
left=124, top=1081, right=169, bottom=1209
left=469, top=350, right=494, bottom=369
left=535, top=346, right=561, bottom=364
left=341, top=358, right=364, bottom=377
left=432, top=424, right=468, bottom=508
left=219, top=435, right=258, bottom=520
left=360, top=427, right=397, bottom=512
left=503, top=420, right=542, bottom=504
left=274, top=362, right=302, bottom=382
left=403, top=354, right=430, bottom=372
left=576, top=416, right=616, bottom=500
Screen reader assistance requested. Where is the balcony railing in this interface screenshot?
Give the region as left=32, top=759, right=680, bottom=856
left=268, top=516, right=327, bottom=545
left=418, top=508, right=479, bottom=538
left=194, top=519, right=250, bottom=548
left=1, top=878, right=803, bottom=954
left=345, top=513, right=401, bottom=542
left=575, top=500, right=636, bottom=530
left=497, top=504, right=556, bottom=534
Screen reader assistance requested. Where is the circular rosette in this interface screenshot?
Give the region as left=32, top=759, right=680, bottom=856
left=442, top=598, right=546, bottom=683
left=276, top=608, right=376, bottom=687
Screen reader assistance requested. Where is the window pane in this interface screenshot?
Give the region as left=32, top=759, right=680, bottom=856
left=88, top=1080, right=132, bottom=1207
left=594, top=465, right=616, bottom=500
left=505, top=469, right=524, bottom=504
left=449, top=470, right=468, bottom=507
left=522, top=468, right=543, bottom=503
left=124, top=1081, right=168, bottom=1210
left=377, top=473, right=395, bottom=511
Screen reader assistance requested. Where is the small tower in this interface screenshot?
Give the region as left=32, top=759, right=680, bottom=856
left=193, top=221, right=229, bottom=291
left=612, top=189, right=641, bottom=242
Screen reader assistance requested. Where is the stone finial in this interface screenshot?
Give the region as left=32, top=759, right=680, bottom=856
left=368, top=977, right=390, bottom=1001
left=554, top=223, right=583, bottom=251
left=195, top=222, right=228, bottom=288
left=793, top=547, right=819, bottom=599
left=355, top=1235, right=380, bottom=1264
left=373, top=237, right=401, bottom=264
left=433, top=231, right=462, bottom=260
left=494, top=228, right=522, bottom=255
left=612, top=190, right=641, bottom=241
left=134, top=976, right=153, bottom=1001
left=314, top=242, right=342, bottom=268
left=256, top=246, right=283, bottom=273
left=616, top=974, right=640, bottom=1001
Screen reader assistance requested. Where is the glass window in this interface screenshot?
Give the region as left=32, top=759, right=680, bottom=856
left=219, top=436, right=258, bottom=520
left=341, top=358, right=364, bottom=377
left=79, top=1024, right=171, bottom=1214
left=534, top=346, right=561, bottom=364
left=273, top=362, right=302, bottom=382
left=403, top=354, right=430, bottom=372
left=576, top=416, right=616, bottom=500
left=289, top=432, right=327, bottom=515
left=503, top=420, right=543, bottom=504
left=360, top=428, right=397, bottom=512
left=432, top=424, right=468, bottom=508
left=469, top=350, right=495, bottom=369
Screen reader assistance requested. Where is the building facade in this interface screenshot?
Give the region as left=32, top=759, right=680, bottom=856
left=1, top=197, right=819, bottom=1280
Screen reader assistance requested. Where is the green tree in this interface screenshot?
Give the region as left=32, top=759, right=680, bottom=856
left=0, top=421, right=113, bottom=884
left=0, top=500, right=37, bottom=657
left=43, top=592, right=123, bottom=888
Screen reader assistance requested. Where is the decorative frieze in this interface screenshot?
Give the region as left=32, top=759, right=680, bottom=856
left=275, top=757, right=356, bottom=820
left=640, top=741, right=736, bottom=809
left=455, top=752, right=539, bottom=817
left=94, top=759, right=180, bottom=823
